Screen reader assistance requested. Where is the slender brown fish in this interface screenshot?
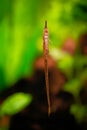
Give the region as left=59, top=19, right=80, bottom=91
left=43, top=21, right=51, bottom=115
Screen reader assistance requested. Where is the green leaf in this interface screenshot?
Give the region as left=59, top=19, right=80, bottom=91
left=0, top=92, right=33, bottom=116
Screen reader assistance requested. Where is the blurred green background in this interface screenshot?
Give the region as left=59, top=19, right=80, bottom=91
left=0, top=1, right=87, bottom=129
left=0, top=0, right=87, bottom=91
